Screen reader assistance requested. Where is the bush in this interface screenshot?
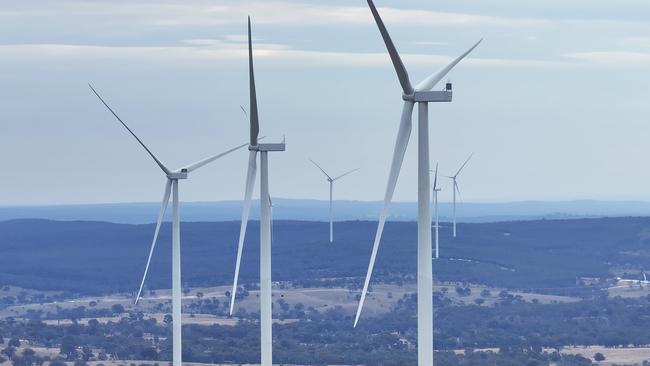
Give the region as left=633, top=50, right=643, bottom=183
left=111, top=304, right=125, bottom=314
left=49, top=359, right=67, bottom=366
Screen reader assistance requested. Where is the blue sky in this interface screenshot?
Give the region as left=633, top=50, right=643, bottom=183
left=0, top=0, right=649, bottom=205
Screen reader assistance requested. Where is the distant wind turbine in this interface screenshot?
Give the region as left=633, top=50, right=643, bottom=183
left=269, top=195, right=275, bottom=244
left=448, top=153, right=474, bottom=238
left=354, top=1, right=481, bottom=365
left=310, top=159, right=360, bottom=243
left=88, top=84, right=246, bottom=366
left=432, top=163, right=441, bottom=259
left=229, top=17, right=286, bottom=366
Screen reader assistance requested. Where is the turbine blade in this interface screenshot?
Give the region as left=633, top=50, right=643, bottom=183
left=366, top=0, right=414, bottom=95
left=229, top=150, right=258, bottom=315
left=240, top=105, right=249, bottom=121
left=88, top=84, right=171, bottom=175
left=454, top=152, right=475, bottom=177
left=414, top=39, right=483, bottom=92
left=248, top=17, right=260, bottom=147
left=309, top=159, right=332, bottom=180
left=333, top=167, right=360, bottom=181
left=433, top=163, right=439, bottom=190
left=354, top=101, right=414, bottom=327
left=135, top=179, right=172, bottom=304
left=181, top=142, right=248, bottom=173
left=455, top=181, right=463, bottom=203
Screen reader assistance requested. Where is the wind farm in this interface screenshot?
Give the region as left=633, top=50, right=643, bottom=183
left=2, top=1, right=650, bottom=366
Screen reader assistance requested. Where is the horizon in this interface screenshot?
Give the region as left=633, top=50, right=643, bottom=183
left=6, top=197, right=650, bottom=208
left=5, top=198, right=650, bottom=225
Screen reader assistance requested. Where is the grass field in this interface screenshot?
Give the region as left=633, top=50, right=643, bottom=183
left=1, top=282, right=580, bottom=323
left=561, top=345, right=650, bottom=365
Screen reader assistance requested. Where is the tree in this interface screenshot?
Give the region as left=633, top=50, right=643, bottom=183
left=49, top=359, right=67, bottom=366
left=2, top=346, right=16, bottom=360
left=81, top=346, right=94, bottom=361
left=111, top=304, right=125, bottom=314
left=594, top=353, right=605, bottom=362
left=60, top=336, right=77, bottom=361
left=21, top=349, right=35, bottom=358
left=8, top=339, right=20, bottom=348
left=163, top=314, right=173, bottom=325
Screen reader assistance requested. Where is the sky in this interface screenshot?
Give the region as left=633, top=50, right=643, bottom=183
left=0, top=0, right=649, bottom=205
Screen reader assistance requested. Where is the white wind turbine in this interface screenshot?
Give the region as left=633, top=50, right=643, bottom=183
left=310, top=159, right=360, bottom=243
left=88, top=84, right=246, bottom=366
left=269, top=196, right=275, bottom=244
left=354, top=1, right=481, bottom=365
left=229, top=17, right=286, bottom=366
left=448, top=153, right=474, bottom=238
left=432, top=163, right=441, bottom=259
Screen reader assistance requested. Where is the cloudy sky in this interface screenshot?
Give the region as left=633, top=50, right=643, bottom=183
left=0, top=0, right=649, bottom=205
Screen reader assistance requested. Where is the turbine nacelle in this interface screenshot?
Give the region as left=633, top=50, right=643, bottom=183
left=403, top=90, right=453, bottom=103
left=253, top=142, right=287, bottom=152
left=167, top=172, right=188, bottom=180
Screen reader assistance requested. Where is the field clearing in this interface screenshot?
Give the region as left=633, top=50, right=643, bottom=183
left=608, top=283, right=650, bottom=298
left=39, top=314, right=299, bottom=327
left=1, top=282, right=581, bottom=322
left=561, top=345, right=650, bottom=365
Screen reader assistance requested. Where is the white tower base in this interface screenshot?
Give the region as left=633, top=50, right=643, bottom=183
left=417, top=102, right=434, bottom=366
left=260, top=151, right=272, bottom=366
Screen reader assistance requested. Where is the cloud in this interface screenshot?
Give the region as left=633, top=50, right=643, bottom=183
left=563, top=51, right=650, bottom=66
left=413, top=41, right=449, bottom=46
left=620, top=37, right=650, bottom=49
left=0, top=1, right=551, bottom=28
left=0, top=42, right=566, bottom=70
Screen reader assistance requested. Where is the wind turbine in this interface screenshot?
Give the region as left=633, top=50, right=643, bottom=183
left=354, top=1, right=481, bottom=365
left=269, top=195, right=275, bottom=245
left=229, top=17, right=286, bottom=366
left=432, top=163, right=441, bottom=259
left=88, top=84, right=246, bottom=366
left=448, top=153, right=474, bottom=238
left=309, top=159, right=359, bottom=243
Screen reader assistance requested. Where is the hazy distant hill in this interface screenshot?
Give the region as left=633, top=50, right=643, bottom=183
left=2, top=217, right=650, bottom=295
left=2, top=199, right=650, bottom=224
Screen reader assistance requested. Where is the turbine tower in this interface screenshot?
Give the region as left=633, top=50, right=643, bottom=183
left=89, top=84, right=246, bottom=366
left=354, top=1, right=481, bottom=365
left=448, top=153, right=474, bottom=238
left=310, top=159, right=359, bottom=243
left=229, top=17, right=286, bottom=366
left=432, top=163, right=441, bottom=259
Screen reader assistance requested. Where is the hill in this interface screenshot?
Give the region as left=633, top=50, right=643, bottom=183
left=1, top=217, right=650, bottom=295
